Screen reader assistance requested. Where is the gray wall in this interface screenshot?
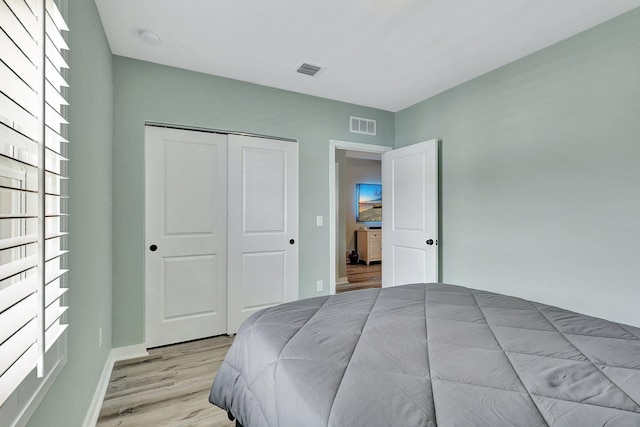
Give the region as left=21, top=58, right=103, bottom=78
left=395, top=8, right=640, bottom=327
left=28, top=0, right=114, bottom=425
left=112, top=57, right=394, bottom=347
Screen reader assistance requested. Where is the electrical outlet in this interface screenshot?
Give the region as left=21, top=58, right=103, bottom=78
left=316, top=280, right=324, bottom=292
left=98, top=327, right=103, bottom=348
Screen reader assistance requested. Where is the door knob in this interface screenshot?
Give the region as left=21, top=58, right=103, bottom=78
left=426, top=239, right=434, bottom=246
left=289, top=239, right=295, bottom=245
left=150, top=244, right=158, bottom=251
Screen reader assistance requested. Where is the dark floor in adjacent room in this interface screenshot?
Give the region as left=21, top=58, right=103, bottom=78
left=337, top=262, right=382, bottom=293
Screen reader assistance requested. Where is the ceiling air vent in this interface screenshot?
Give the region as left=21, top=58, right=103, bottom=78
left=296, top=63, right=323, bottom=77
left=350, top=116, right=376, bottom=136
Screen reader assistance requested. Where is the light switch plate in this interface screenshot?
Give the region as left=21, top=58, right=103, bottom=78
left=316, top=215, right=323, bottom=227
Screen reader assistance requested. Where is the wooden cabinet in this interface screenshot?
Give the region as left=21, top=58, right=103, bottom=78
left=357, top=229, right=382, bottom=265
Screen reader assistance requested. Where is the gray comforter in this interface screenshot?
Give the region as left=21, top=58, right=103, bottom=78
left=209, top=283, right=640, bottom=426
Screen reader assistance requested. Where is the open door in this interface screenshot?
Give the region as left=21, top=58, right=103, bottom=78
left=382, top=140, right=438, bottom=287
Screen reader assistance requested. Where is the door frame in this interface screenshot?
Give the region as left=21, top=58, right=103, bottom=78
left=328, top=140, right=392, bottom=295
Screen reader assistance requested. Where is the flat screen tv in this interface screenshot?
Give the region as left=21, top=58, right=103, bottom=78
left=356, top=183, right=382, bottom=223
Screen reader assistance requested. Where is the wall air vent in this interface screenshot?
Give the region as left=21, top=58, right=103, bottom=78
left=350, top=116, right=377, bottom=136
left=296, top=63, right=324, bottom=77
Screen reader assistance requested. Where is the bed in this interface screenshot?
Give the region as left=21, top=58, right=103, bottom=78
left=209, top=283, right=640, bottom=426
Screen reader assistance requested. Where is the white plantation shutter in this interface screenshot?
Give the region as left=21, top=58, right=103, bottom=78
left=42, top=0, right=68, bottom=360
left=0, top=0, right=68, bottom=407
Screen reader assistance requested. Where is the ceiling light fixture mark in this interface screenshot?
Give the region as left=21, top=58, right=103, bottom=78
left=139, top=30, right=161, bottom=45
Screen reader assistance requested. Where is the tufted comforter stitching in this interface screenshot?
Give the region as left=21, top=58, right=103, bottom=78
left=530, top=300, right=640, bottom=412
left=210, top=284, right=640, bottom=426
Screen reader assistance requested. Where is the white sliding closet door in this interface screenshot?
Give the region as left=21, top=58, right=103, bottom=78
left=145, top=127, right=228, bottom=347
left=227, top=135, right=299, bottom=333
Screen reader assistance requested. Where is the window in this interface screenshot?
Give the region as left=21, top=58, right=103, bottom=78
left=0, top=0, right=68, bottom=406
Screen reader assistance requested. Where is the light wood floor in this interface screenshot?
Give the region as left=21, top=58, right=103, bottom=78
left=97, top=270, right=380, bottom=425
left=97, top=336, right=235, bottom=427
left=337, top=262, right=382, bottom=293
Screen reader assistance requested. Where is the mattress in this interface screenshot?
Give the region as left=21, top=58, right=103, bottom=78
left=209, top=283, right=640, bottom=426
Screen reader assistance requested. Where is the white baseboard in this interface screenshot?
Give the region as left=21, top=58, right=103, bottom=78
left=82, top=344, right=148, bottom=427
left=82, top=352, right=113, bottom=427
left=336, top=276, right=349, bottom=285
left=111, top=343, right=149, bottom=362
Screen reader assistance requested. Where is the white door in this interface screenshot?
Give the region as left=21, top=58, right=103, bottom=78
left=145, top=127, right=227, bottom=347
left=227, top=135, right=299, bottom=333
left=382, top=140, right=438, bottom=287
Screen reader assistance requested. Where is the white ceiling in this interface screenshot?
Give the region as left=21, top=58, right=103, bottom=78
left=95, top=0, right=640, bottom=112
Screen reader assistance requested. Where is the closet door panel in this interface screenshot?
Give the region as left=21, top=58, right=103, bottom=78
left=227, top=135, right=299, bottom=333
left=145, top=127, right=227, bottom=347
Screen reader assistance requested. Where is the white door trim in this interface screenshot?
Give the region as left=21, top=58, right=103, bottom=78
left=328, top=140, right=392, bottom=295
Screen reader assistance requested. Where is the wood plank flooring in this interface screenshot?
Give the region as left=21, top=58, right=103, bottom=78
left=97, top=268, right=381, bottom=425
left=337, top=262, right=382, bottom=293
left=97, top=336, right=234, bottom=427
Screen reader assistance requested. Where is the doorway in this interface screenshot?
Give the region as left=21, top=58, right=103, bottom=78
left=329, top=139, right=440, bottom=295
left=337, top=150, right=383, bottom=292
left=328, top=140, right=391, bottom=295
